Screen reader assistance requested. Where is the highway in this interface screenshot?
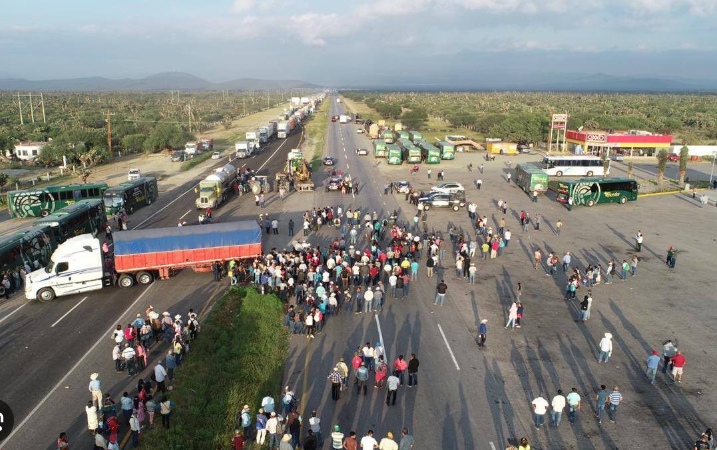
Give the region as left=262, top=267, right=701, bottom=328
left=279, top=98, right=503, bottom=449
left=0, top=125, right=304, bottom=449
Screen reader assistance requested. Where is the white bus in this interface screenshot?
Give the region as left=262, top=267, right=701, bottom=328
left=542, top=155, right=608, bottom=177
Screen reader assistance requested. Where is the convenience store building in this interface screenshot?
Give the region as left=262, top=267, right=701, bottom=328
left=566, top=130, right=673, bottom=157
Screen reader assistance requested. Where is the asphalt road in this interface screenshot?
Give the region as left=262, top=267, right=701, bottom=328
left=277, top=98, right=501, bottom=449
left=0, top=125, right=304, bottom=449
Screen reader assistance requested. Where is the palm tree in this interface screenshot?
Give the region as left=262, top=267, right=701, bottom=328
left=656, top=149, right=668, bottom=185
left=678, top=146, right=689, bottom=185
left=627, top=161, right=634, bottom=179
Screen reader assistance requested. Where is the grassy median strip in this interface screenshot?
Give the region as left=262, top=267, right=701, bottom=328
left=303, top=102, right=329, bottom=171
left=180, top=151, right=216, bottom=172
left=140, top=287, right=289, bottom=449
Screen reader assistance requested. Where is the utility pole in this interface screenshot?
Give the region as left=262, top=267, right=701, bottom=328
left=188, top=103, right=192, bottom=133
left=28, top=93, right=35, bottom=123
left=40, top=92, right=46, bottom=123
left=17, top=92, right=23, bottom=125
left=243, top=98, right=246, bottom=116
left=105, top=109, right=116, bottom=154
left=267, top=91, right=270, bottom=110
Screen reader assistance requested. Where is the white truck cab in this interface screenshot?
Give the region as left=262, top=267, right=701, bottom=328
left=25, top=234, right=104, bottom=302
left=128, top=168, right=141, bottom=180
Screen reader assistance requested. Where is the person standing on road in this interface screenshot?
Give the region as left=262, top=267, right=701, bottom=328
left=272, top=219, right=279, bottom=235
left=532, top=190, right=538, bottom=203
left=671, top=350, right=687, bottom=383
left=328, top=367, right=342, bottom=401
left=407, top=354, right=419, bottom=387
left=662, top=340, right=677, bottom=374
left=331, top=425, right=344, bottom=450
left=607, top=386, right=622, bottom=423
left=154, top=361, right=168, bottom=393
left=579, top=295, right=590, bottom=322
left=551, top=390, right=566, bottom=427
left=562, top=252, right=571, bottom=273
left=89, top=373, right=103, bottom=410
left=361, top=431, right=379, bottom=450
left=505, top=302, right=518, bottom=329
left=531, top=395, right=549, bottom=429
left=635, top=230, right=643, bottom=252
left=308, top=410, right=323, bottom=447
left=434, top=280, right=447, bottom=306
left=386, top=371, right=400, bottom=406
left=555, top=219, right=563, bottom=236
left=379, top=432, right=398, bottom=450
left=506, top=172, right=512, bottom=183
left=86, top=401, right=99, bottom=431
left=122, top=343, right=136, bottom=376
left=645, top=350, right=661, bottom=384
left=598, top=333, right=613, bottom=363
left=129, top=411, right=141, bottom=448
left=566, top=388, right=581, bottom=424
left=288, top=219, right=294, bottom=236
left=478, top=319, right=488, bottom=347
left=393, top=355, right=408, bottom=385
left=533, top=249, right=542, bottom=270
left=399, top=428, right=414, bottom=450
left=356, top=362, right=369, bottom=395
left=595, top=385, right=609, bottom=424
left=336, top=358, right=349, bottom=389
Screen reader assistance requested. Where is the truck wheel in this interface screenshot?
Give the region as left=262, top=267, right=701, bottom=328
left=118, top=274, right=134, bottom=288
left=586, top=171, right=594, bottom=177
left=423, top=204, right=430, bottom=210
left=37, top=287, right=56, bottom=302
left=137, top=271, right=154, bottom=285
left=453, top=205, right=460, bottom=211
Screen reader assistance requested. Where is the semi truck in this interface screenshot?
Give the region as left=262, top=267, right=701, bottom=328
left=339, top=115, right=349, bottom=124
left=195, top=164, right=237, bottom=209
left=277, top=121, right=289, bottom=138
left=185, top=142, right=199, bottom=156
left=24, top=221, right=262, bottom=301
left=235, top=141, right=253, bottom=158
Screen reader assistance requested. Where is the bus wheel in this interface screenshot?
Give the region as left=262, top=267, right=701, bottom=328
left=40, top=209, right=50, bottom=217
left=137, top=271, right=154, bottom=285
left=453, top=205, right=460, bottom=211
left=587, top=199, right=596, bottom=207
left=118, top=274, right=134, bottom=288
left=556, top=171, right=563, bottom=177
left=620, top=196, right=627, bottom=204
left=37, top=287, right=56, bottom=302
left=587, top=171, right=594, bottom=177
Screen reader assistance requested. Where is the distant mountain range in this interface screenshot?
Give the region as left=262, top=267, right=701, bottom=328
left=0, top=72, right=321, bottom=91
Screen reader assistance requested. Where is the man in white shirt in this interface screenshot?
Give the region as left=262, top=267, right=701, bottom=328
left=154, top=361, right=168, bottom=393
left=378, top=431, right=399, bottom=450
left=531, top=395, right=549, bottom=429
left=261, top=394, right=275, bottom=414
left=361, top=430, right=379, bottom=450
left=551, top=390, right=567, bottom=426
left=504, top=229, right=511, bottom=247
left=265, top=412, right=281, bottom=449
left=363, top=287, right=374, bottom=313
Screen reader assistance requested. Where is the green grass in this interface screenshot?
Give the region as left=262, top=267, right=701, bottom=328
left=303, top=101, right=329, bottom=170
left=180, top=150, right=219, bottom=172
left=140, top=287, right=288, bottom=449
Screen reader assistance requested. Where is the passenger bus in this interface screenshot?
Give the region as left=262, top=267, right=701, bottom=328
left=373, top=139, right=387, bottom=158
left=0, top=226, right=56, bottom=289
left=398, top=139, right=422, bottom=163
left=409, top=131, right=423, bottom=143
left=549, top=177, right=638, bottom=208
left=436, top=141, right=455, bottom=160
left=542, top=155, right=608, bottom=177
left=515, top=163, right=549, bottom=193
left=103, top=177, right=159, bottom=216
left=417, top=140, right=441, bottom=164
left=387, top=145, right=403, bottom=165
left=33, top=199, right=107, bottom=242
left=381, top=130, right=395, bottom=144
left=7, top=182, right=109, bottom=218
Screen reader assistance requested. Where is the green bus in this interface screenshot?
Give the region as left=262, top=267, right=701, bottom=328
left=549, top=177, right=638, bottom=208
left=33, top=199, right=108, bottom=242
left=382, top=130, right=395, bottom=144
left=373, top=139, right=388, bottom=158
left=417, top=140, right=441, bottom=164
left=0, top=226, right=56, bottom=281
left=7, top=182, right=109, bottom=219
left=396, top=130, right=410, bottom=140
left=436, top=141, right=455, bottom=160
left=398, top=140, right=422, bottom=163
left=515, top=163, right=549, bottom=194
left=103, top=177, right=158, bottom=216
left=387, top=145, right=403, bottom=165
left=409, top=131, right=423, bottom=143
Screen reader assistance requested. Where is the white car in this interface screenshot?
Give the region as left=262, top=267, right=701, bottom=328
left=356, top=128, right=364, bottom=134
left=127, top=168, right=141, bottom=181
left=211, top=152, right=221, bottom=159
left=356, top=148, right=369, bottom=156
left=430, top=182, right=465, bottom=194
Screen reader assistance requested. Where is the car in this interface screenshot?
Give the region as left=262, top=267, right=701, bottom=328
left=356, top=148, right=369, bottom=156
left=418, top=192, right=466, bottom=211
left=170, top=151, right=185, bottom=162
left=323, top=156, right=338, bottom=166
left=611, top=154, right=624, bottom=162
left=393, top=181, right=412, bottom=193
left=356, top=128, right=364, bottom=134
left=331, top=116, right=337, bottom=122
left=127, top=168, right=141, bottom=180
left=326, top=177, right=343, bottom=191
left=430, top=182, right=465, bottom=194
left=667, top=153, right=680, bottom=162
left=211, top=152, right=221, bottom=159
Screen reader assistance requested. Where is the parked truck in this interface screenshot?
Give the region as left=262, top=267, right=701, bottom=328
left=195, top=163, right=237, bottom=209
left=339, top=115, right=349, bottom=124
left=277, top=121, right=290, bottom=139
left=381, top=130, right=395, bottom=144
left=185, top=142, right=199, bottom=156
left=24, top=221, right=262, bottom=301
left=235, top=141, right=253, bottom=158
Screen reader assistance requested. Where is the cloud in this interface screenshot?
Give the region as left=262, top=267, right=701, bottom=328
left=232, top=0, right=256, bottom=13
left=79, top=24, right=100, bottom=33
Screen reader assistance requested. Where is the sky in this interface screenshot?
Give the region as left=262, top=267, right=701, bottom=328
left=1, top=0, right=717, bottom=87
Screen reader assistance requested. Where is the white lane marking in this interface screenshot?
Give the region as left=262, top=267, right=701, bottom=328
left=437, top=323, right=461, bottom=371
left=1, top=284, right=156, bottom=446
left=490, top=443, right=497, bottom=450
left=258, top=131, right=294, bottom=171
left=352, top=191, right=356, bottom=199
left=344, top=154, right=348, bottom=159
left=375, top=315, right=386, bottom=360
left=132, top=184, right=197, bottom=230
left=179, top=209, right=192, bottom=220
left=50, top=296, right=88, bottom=328
left=241, top=163, right=247, bottom=168
left=346, top=163, right=350, bottom=169
left=0, top=303, right=28, bottom=325
left=343, top=147, right=346, bottom=152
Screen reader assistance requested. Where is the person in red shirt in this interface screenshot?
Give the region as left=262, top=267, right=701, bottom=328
left=393, top=355, right=409, bottom=385
left=232, top=429, right=245, bottom=450
left=670, top=350, right=686, bottom=383
left=352, top=352, right=363, bottom=383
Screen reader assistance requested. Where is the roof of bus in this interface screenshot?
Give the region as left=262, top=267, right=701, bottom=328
left=436, top=141, right=455, bottom=148
left=105, top=177, right=156, bottom=193
left=387, top=144, right=402, bottom=150
left=555, top=177, right=636, bottom=185
left=8, top=182, right=108, bottom=195
left=33, top=199, right=103, bottom=223
left=544, top=155, right=601, bottom=160
left=0, top=225, right=52, bottom=250
left=517, top=163, right=547, bottom=174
